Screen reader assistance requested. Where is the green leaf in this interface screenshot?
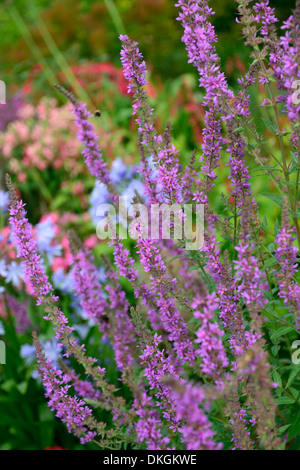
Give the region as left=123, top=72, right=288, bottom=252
left=1, top=380, right=16, bottom=392
left=271, top=345, right=281, bottom=356
left=289, top=387, right=300, bottom=400
left=291, top=152, right=300, bottom=166
left=262, top=256, right=278, bottom=271
left=262, top=118, right=279, bottom=135
left=16, top=382, right=28, bottom=395
left=289, top=409, right=300, bottom=439
left=275, top=396, right=295, bottom=405
left=188, top=265, right=200, bottom=271
left=0, top=443, right=12, bottom=450
left=262, top=215, right=268, bottom=229
left=286, top=366, right=300, bottom=389
left=51, top=194, right=69, bottom=210
left=278, top=424, right=291, bottom=435
left=270, top=326, right=293, bottom=340
left=274, top=218, right=280, bottom=236
left=272, top=370, right=282, bottom=388
left=260, top=193, right=283, bottom=207
left=279, top=180, right=297, bottom=187
left=251, top=165, right=281, bottom=172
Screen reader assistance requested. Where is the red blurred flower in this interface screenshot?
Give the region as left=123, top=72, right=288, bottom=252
left=44, top=446, right=65, bottom=450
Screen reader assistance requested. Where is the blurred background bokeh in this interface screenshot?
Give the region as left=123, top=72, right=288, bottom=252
left=0, top=0, right=296, bottom=223
left=0, top=0, right=296, bottom=99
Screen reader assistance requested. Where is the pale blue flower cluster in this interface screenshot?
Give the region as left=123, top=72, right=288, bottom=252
left=89, top=157, right=146, bottom=226
left=51, top=265, right=107, bottom=339
left=0, top=190, right=9, bottom=213
left=36, top=218, right=62, bottom=263
left=0, top=259, right=23, bottom=292
left=21, top=338, right=63, bottom=380
left=52, top=267, right=74, bottom=294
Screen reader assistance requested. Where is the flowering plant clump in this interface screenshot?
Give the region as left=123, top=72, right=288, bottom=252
left=2, top=0, right=300, bottom=451
left=0, top=98, right=83, bottom=179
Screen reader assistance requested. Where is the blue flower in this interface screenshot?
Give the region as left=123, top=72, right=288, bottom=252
left=0, top=260, right=8, bottom=277
left=43, top=339, right=63, bottom=362
left=110, top=157, right=139, bottom=186
left=110, top=157, right=128, bottom=184
left=97, top=266, right=107, bottom=284
left=21, top=338, right=62, bottom=368
left=121, top=179, right=145, bottom=208
left=5, top=261, right=23, bottom=287
left=73, top=324, right=90, bottom=339
left=36, top=219, right=55, bottom=248
left=36, top=218, right=62, bottom=263
left=71, top=297, right=97, bottom=327
left=89, top=157, right=146, bottom=227
left=89, top=181, right=110, bottom=226
left=52, top=268, right=74, bottom=294
left=0, top=321, right=5, bottom=335
left=0, top=190, right=9, bottom=213
left=20, top=344, right=36, bottom=367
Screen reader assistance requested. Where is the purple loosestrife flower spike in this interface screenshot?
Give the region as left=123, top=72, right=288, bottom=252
left=54, top=84, right=118, bottom=205
left=203, top=234, right=250, bottom=357
left=252, top=0, right=278, bottom=37
left=138, top=335, right=181, bottom=432
left=171, top=381, right=222, bottom=450
left=64, top=368, right=103, bottom=403
left=104, top=269, right=137, bottom=374
left=6, top=175, right=126, bottom=417
left=176, top=2, right=258, bottom=355
left=6, top=175, right=76, bottom=347
left=275, top=210, right=300, bottom=326
left=72, top=102, right=119, bottom=205
left=70, top=236, right=136, bottom=377
left=192, top=293, right=229, bottom=379
left=234, top=202, right=268, bottom=327
left=71, top=245, right=110, bottom=332
left=279, top=6, right=300, bottom=122
left=6, top=294, right=30, bottom=333
left=176, top=0, right=255, bottom=211
left=136, top=234, right=195, bottom=365
left=6, top=176, right=54, bottom=305
left=133, top=392, right=171, bottom=450
left=109, top=238, right=165, bottom=330
left=33, top=332, right=98, bottom=444
left=234, top=240, right=267, bottom=311
left=228, top=393, right=255, bottom=450
left=120, top=36, right=183, bottom=204
left=176, top=0, right=230, bottom=202
left=120, top=35, right=160, bottom=204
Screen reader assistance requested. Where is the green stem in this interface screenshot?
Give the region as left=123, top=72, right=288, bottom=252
left=103, top=0, right=126, bottom=35
left=232, top=197, right=237, bottom=276
left=258, top=56, right=300, bottom=248
left=30, top=3, right=93, bottom=108
left=294, top=138, right=300, bottom=208
left=262, top=308, right=298, bottom=333
left=8, top=5, right=57, bottom=87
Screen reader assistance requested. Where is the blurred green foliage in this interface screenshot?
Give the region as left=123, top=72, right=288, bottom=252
left=0, top=0, right=297, bottom=93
